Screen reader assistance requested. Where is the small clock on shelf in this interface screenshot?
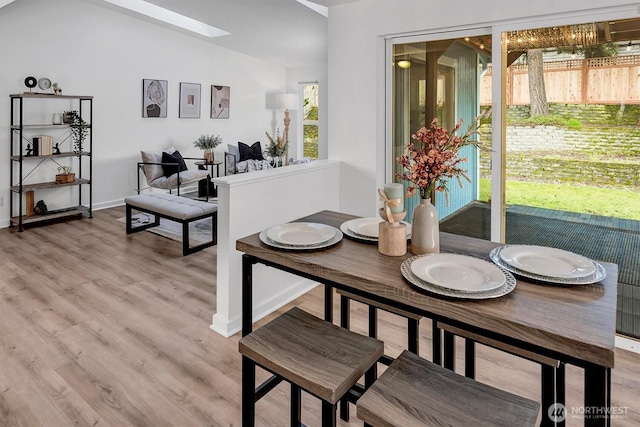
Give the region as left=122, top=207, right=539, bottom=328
left=38, top=77, right=51, bottom=91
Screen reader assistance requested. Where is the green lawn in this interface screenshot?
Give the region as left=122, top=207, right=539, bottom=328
left=479, top=179, right=640, bottom=220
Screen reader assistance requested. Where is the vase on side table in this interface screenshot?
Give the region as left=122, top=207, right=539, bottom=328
left=410, top=198, right=439, bottom=255
left=204, top=149, right=214, bottom=163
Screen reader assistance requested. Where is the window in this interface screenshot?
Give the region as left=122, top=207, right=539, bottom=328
left=302, top=83, right=319, bottom=159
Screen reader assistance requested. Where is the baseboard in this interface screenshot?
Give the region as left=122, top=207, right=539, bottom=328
left=210, top=279, right=320, bottom=338
left=615, top=334, right=640, bottom=354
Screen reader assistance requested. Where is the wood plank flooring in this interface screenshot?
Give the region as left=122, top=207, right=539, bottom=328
left=0, top=206, right=638, bottom=426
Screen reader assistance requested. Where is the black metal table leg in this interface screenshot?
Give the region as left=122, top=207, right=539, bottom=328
left=432, top=321, right=441, bottom=365
left=242, top=254, right=254, bottom=337
left=339, top=296, right=350, bottom=422
left=408, top=318, right=419, bottom=354
left=464, top=339, right=475, bottom=379
left=324, top=285, right=333, bottom=322
left=584, top=365, right=608, bottom=427
left=443, top=330, right=455, bottom=370
left=557, top=363, right=566, bottom=427
left=541, top=364, right=556, bottom=427
left=291, top=384, right=301, bottom=427
left=242, top=356, right=256, bottom=427
left=368, top=306, right=378, bottom=338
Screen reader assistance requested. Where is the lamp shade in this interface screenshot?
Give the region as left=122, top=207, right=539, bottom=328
left=276, top=93, right=297, bottom=110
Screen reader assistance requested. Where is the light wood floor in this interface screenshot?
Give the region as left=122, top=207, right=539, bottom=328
left=0, top=206, right=638, bottom=426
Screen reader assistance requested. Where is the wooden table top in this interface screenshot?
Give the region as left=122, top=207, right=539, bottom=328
left=236, top=210, right=617, bottom=368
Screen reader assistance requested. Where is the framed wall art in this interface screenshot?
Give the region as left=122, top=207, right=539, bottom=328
left=179, top=82, right=201, bottom=118
left=142, top=79, right=168, bottom=118
left=211, top=85, right=230, bottom=119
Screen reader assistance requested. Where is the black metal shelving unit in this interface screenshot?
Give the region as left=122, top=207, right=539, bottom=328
left=9, top=93, right=93, bottom=231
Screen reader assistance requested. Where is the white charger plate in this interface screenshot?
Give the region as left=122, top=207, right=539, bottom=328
left=410, top=253, right=506, bottom=292
left=401, top=256, right=516, bottom=299
left=499, top=245, right=596, bottom=278
left=490, top=246, right=606, bottom=285
left=266, top=222, right=336, bottom=246
left=259, top=227, right=343, bottom=250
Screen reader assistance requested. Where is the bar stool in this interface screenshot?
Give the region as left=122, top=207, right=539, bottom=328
left=337, top=289, right=432, bottom=421
left=339, top=289, right=423, bottom=363
left=438, top=321, right=564, bottom=426
left=239, top=307, right=384, bottom=427
left=357, top=350, right=541, bottom=427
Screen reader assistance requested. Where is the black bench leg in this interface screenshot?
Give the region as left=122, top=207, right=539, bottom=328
left=126, top=204, right=133, bottom=234
left=182, top=220, right=190, bottom=256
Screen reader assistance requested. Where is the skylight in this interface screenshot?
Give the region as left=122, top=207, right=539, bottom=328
left=103, top=0, right=230, bottom=38
left=296, top=0, right=328, bottom=18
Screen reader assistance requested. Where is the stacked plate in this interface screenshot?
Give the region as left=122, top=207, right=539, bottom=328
left=401, top=253, right=516, bottom=299
left=260, top=222, right=343, bottom=250
left=489, top=245, right=606, bottom=285
left=340, top=217, right=412, bottom=242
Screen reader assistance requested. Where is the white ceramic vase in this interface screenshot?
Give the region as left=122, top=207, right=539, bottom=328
left=410, top=197, right=440, bottom=255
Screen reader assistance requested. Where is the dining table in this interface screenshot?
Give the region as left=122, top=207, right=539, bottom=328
left=237, top=210, right=617, bottom=427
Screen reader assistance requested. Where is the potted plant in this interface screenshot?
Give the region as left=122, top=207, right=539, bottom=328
left=65, top=110, right=88, bottom=153
left=265, top=128, right=288, bottom=166
left=193, top=134, right=223, bottom=163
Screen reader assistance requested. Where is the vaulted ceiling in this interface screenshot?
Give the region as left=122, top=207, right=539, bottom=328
left=91, top=0, right=362, bottom=67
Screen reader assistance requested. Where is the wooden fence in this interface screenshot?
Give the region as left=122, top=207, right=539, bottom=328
left=480, top=55, right=640, bottom=105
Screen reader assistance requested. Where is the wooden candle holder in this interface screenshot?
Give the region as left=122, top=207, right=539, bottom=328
left=378, top=208, right=407, bottom=257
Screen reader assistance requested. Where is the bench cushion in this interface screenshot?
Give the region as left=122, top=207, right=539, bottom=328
left=125, top=193, right=216, bottom=220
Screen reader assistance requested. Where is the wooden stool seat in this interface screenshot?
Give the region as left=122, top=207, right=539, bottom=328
left=240, top=307, right=384, bottom=425
left=438, top=321, right=564, bottom=424
left=357, top=350, right=541, bottom=427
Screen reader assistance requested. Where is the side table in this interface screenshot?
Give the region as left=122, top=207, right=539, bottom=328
left=195, top=160, right=222, bottom=198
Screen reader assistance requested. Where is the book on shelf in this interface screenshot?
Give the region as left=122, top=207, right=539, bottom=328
left=34, top=135, right=53, bottom=155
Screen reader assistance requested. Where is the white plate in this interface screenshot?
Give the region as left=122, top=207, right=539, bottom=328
left=347, top=217, right=383, bottom=238
left=266, top=222, right=336, bottom=246
left=490, top=246, right=606, bottom=285
left=499, top=245, right=596, bottom=278
left=410, top=254, right=506, bottom=292
left=341, top=218, right=411, bottom=242
left=259, top=228, right=343, bottom=250
left=401, top=256, right=516, bottom=300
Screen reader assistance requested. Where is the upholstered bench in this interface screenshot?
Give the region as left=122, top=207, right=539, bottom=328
left=124, top=193, right=217, bottom=255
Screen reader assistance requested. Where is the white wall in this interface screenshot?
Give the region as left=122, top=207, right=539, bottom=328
left=326, top=0, right=639, bottom=217
left=0, top=0, right=289, bottom=224
left=211, top=160, right=341, bottom=337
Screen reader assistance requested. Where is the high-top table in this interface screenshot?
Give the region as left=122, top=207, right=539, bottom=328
left=237, top=210, right=617, bottom=427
